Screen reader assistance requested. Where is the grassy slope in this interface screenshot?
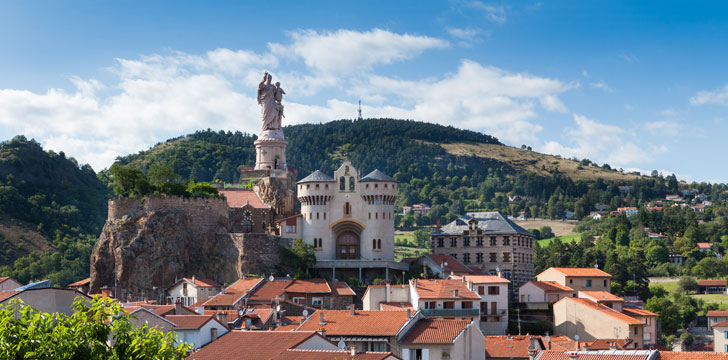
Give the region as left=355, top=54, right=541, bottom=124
left=537, top=234, right=581, bottom=247
left=438, top=142, right=641, bottom=182
left=649, top=280, right=728, bottom=309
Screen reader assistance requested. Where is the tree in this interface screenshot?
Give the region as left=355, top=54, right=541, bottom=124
left=186, top=181, right=218, bottom=198
left=0, top=297, right=191, bottom=358
left=539, top=226, right=554, bottom=239
left=646, top=296, right=681, bottom=336
left=413, top=228, right=431, bottom=249
left=281, top=239, right=317, bottom=277
left=677, top=276, right=698, bottom=294
left=148, top=163, right=179, bottom=185
left=109, top=164, right=152, bottom=197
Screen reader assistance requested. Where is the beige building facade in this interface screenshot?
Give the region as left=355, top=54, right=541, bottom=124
left=536, top=267, right=612, bottom=293
left=553, top=297, right=644, bottom=348
left=713, top=321, right=728, bottom=353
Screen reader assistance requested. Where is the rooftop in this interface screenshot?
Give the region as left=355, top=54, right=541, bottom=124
left=698, top=280, right=726, bottom=286
left=359, top=169, right=395, bottom=182
left=433, top=211, right=533, bottom=236
left=562, top=297, right=643, bottom=325
left=541, top=267, right=612, bottom=278
left=218, top=189, right=268, bottom=208
left=67, top=278, right=90, bottom=287
left=270, top=349, right=398, bottom=360
left=401, top=319, right=470, bottom=344
left=185, top=331, right=325, bottom=360
left=424, top=254, right=473, bottom=274
left=285, top=278, right=332, bottom=294
left=296, top=310, right=411, bottom=336
left=535, top=350, right=655, bottom=360
left=658, top=351, right=728, bottom=360
left=413, top=279, right=480, bottom=300
left=485, top=335, right=543, bottom=358
left=165, top=315, right=219, bottom=330
left=580, top=291, right=624, bottom=302
left=587, top=339, right=633, bottom=350
left=526, top=281, right=574, bottom=292
left=452, top=274, right=510, bottom=284
left=297, top=170, right=336, bottom=184
left=621, top=307, right=657, bottom=317
left=706, top=310, right=728, bottom=317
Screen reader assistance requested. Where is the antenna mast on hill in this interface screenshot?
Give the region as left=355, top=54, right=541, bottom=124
left=357, top=100, right=363, bottom=120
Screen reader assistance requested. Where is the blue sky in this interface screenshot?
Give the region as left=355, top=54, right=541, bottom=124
left=1, top=1, right=727, bottom=182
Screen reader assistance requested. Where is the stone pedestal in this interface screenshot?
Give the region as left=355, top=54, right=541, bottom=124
left=254, top=129, right=287, bottom=177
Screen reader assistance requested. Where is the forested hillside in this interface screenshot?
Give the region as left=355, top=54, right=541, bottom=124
left=0, top=136, right=110, bottom=285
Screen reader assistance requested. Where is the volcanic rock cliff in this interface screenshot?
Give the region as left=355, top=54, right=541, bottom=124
left=89, top=196, right=279, bottom=300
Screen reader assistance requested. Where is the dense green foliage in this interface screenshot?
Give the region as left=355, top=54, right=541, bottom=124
left=279, top=239, right=317, bottom=278
left=0, top=297, right=190, bottom=359
left=108, top=163, right=219, bottom=198
left=0, top=136, right=110, bottom=286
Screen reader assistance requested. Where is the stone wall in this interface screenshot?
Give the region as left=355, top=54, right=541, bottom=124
left=224, top=233, right=280, bottom=276
left=107, top=195, right=229, bottom=220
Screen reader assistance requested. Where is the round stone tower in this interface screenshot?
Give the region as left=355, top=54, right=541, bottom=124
left=254, top=129, right=287, bottom=178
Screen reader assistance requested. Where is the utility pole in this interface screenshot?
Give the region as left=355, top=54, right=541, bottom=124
left=357, top=100, right=363, bottom=121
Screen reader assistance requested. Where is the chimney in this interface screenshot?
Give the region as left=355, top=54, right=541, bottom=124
left=350, top=346, right=356, bottom=356
left=528, top=338, right=538, bottom=360
left=497, top=269, right=502, bottom=278
left=436, top=218, right=441, bottom=230
left=192, top=275, right=195, bottom=284
left=609, top=342, right=617, bottom=351
left=468, top=281, right=473, bottom=291
left=386, top=283, right=391, bottom=303
left=413, top=279, right=418, bottom=289
left=210, top=327, right=218, bottom=342
left=174, top=298, right=182, bottom=314
left=100, top=287, right=112, bottom=298
left=406, top=309, right=412, bottom=319
left=349, top=304, right=355, bottom=317
left=319, top=311, right=326, bottom=326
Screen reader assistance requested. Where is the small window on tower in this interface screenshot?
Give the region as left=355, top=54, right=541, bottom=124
left=349, top=176, right=355, bottom=191
left=339, top=177, right=345, bottom=190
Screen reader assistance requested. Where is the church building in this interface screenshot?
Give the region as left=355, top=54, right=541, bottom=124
left=278, top=161, right=409, bottom=283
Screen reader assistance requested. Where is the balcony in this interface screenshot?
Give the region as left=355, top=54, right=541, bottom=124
left=421, top=308, right=480, bottom=317
left=482, top=309, right=508, bottom=316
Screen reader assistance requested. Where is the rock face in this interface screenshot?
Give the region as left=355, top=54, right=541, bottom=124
left=89, top=196, right=280, bottom=301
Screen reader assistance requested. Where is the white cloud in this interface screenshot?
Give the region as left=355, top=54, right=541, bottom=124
left=690, top=84, right=728, bottom=106
left=645, top=121, right=681, bottom=136
left=589, top=81, right=613, bottom=93
left=541, top=114, right=659, bottom=166
left=464, top=1, right=508, bottom=23
left=446, top=27, right=489, bottom=47
left=270, top=29, right=448, bottom=74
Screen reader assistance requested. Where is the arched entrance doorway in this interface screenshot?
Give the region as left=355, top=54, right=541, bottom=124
left=336, top=231, right=360, bottom=259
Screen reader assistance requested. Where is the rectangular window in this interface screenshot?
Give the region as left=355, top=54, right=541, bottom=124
left=503, top=236, right=510, bottom=246
left=476, top=237, right=483, bottom=247
left=450, top=238, right=457, bottom=247
left=604, top=279, right=607, bottom=287
left=488, top=286, right=500, bottom=295
left=462, top=301, right=473, bottom=309
left=476, top=253, right=484, bottom=263
left=478, top=286, right=485, bottom=295
left=463, top=253, right=471, bottom=263
left=489, top=253, right=497, bottom=262
left=443, top=302, right=454, bottom=309
left=503, top=253, right=511, bottom=262
left=373, top=239, right=377, bottom=249
left=286, top=225, right=296, bottom=233
left=438, top=238, right=444, bottom=248
left=490, top=236, right=497, bottom=246
left=463, top=237, right=470, bottom=247
left=312, top=297, right=323, bottom=306
left=633, top=327, right=638, bottom=335
left=725, top=330, right=728, bottom=339
left=586, top=279, right=592, bottom=287
left=293, top=297, right=304, bottom=304
left=425, top=301, right=436, bottom=309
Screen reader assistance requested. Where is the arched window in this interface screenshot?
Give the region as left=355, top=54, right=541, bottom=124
left=242, top=220, right=253, bottom=233
left=340, top=176, right=345, bottom=190
left=345, top=166, right=350, bottom=175
left=349, top=176, right=355, bottom=191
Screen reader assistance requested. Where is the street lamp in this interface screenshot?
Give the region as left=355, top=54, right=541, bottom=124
left=441, top=261, right=448, bottom=279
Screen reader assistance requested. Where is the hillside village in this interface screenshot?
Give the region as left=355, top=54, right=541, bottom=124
left=2, top=102, right=728, bottom=359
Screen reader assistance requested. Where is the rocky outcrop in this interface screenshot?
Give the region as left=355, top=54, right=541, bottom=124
left=89, top=196, right=280, bottom=301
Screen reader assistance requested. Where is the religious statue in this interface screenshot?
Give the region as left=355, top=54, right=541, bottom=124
left=257, top=72, right=285, bottom=131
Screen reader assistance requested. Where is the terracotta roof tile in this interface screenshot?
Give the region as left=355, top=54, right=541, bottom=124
left=401, top=319, right=470, bottom=344
left=379, top=302, right=413, bottom=311
left=587, top=339, right=633, bottom=350
left=414, top=279, right=480, bottom=300
left=226, top=278, right=264, bottom=294
left=698, top=280, right=726, bottom=286
left=658, top=351, right=728, bottom=360
left=165, top=315, right=217, bottom=330
left=425, top=254, right=473, bottom=274
left=329, top=281, right=356, bottom=296
left=452, top=274, right=511, bottom=284
left=536, top=350, right=653, bottom=360
left=697, top=242, right=712, bottom=249
left=203, top=293, right=245, bottom=307
left=545, top=267, right=612, bottom=277
left=0, top=290, right=19, bottom=302
left=139, top=304, right=197, bottom=316
left=248, top=279, right=292, bottom=301
left=621, top=308, right=657, bottom=317
left=712, top=320, right=728, bottom=327
left=191, top=296, right=213, bottom=308
left=271, top=349, right=399, bottom=360
left=188, top=278, right=222, bottom=288
left=539, top=335, right=578, bottom=351
left=285, top=278, right=332, bottom=294
left=68, top=278, right=90, bottom=287
left=297, top=310, right=411, bottom=336
left=485, top=335, right=542, bottom=358
left=275, top=324, right=300, bottom=331
left=218, top=189, right=268, bottom=208
left=563, top=298, right=644, bottom=325
left=185, top=330, right=322, bottom=360
left=527, top=281, right=574, bottom=292
left=706, top=310, right=728, bottom=317
left=580, top=291, right=624, bottom=302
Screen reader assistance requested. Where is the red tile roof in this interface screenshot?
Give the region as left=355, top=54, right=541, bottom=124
left=527, top=281, right=574, bottom=292
left=248, top=279, right=292, bottom=301
left=218, top=189, right=268, bottom=208
left=414, top=279, right=480, bottom=300
left=165, top=315, right=218, bottom=330
left=539, top=335, right=578, bottom=351
left=536, top=351, right=652, bottom=360
left=297, top=310, right=411, bottom=336
left=379, top=302, right=414, bottom=311
left=712, top=320, right=728, bottom=327
left=285, top=279, right=332, bottom=294
left=579, top=291, right=624, bottom=302
left=697, top=242, right=711, bottom=249
left=202, top=278, right=264, bottom=306
left=271, top=350, right=399, bottom=360
left=587, top=339, right=633, bottom=350
left=0, top=291, right=19, bottom=302
left=621, top=308, right=657, bottom=317
left=544, top=267, right=612, bottom=277
left=563, top=298, right=644, bottom=325
left=425, top=254, right=473, bottom=274
left=138, top=304, right=197, bottom=316
left=275, top=324, right=300, bottom=332
left=401, top=319, right=470, bottom=344
left=658, top=351, right=728, bottom=360
left=68, top=278, right=90, bottom=287
left=706, top=310, right=728, bottom=317
left=698, top=280, right=726, bottom=286
left=485, top=335, right=542, bottom=358
left=226, top=278, right=264, bottom=294
left=190, top=296, right=213, bottom=308
left=452, top=274, right=511, bottom=284
left=329, top=281, right=356, bottom=296
left=185, top=331, right=324, bottom=360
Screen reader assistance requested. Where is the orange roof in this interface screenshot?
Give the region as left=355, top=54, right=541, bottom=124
left=379, top=302, right=414, bottom=311
left=587, top=339, right=632, bottom=350
left=271, top=350, right=399, bottom=360
left=0, top=291, right=19, bottom=302
left=658, top=351, right=728, bottom=360
left=579, top=291, right=624, bottom=302
left=203, top=309, right=239, bottom=320
left=706, top=310, right=728, bottom=317
left=485, top=335, right=542, bottom=358
left=218, top=189, right=268, bottom=208
left=425, top=254, right=473, bottom=274
left=137, top=304, right=196, bottom=316
left=227, top=277, right=264, bottom=293
left=452, top=274, right=510, bottom=284
left=285, top=279, right=331, bottom=294
left=280, top=315, right=304, bottom=324
left=203, top=292, right=245, bottom=307
left=191, top=296, right=213, bottom=308
left=190, top=278, right=222, bottom=288
left=712, top=320, right=728, bottom=327
left=543, top=267, right=612, bottom=277
left=248, top=279, right=293, bottom=301
left=414, top=279, right=480, bottom=300
left=563, top=298, right=644, bottom=325
left=185, top=331, right=324, bottom=360
left=539, top=335, right=578, bottom=351
left=621, top=307, right=657, bottom=317
left=275, top=324, right=300, bottom=332
left=401, top=319, right=470, bottom=344
left=329, top=281, right=356, bottom=296
left=698, top=280, right=726, bottom=286
left=165, top=315, right=219, bottom=330
left=536, top=351, right=651, bottom=360
left=526, top=281, right=574, bottom=292
left=697, top=242, right=711, bottom=249
left=68, top=278, right=90, bottom=287
left=297, top=310, right=411, bottom=336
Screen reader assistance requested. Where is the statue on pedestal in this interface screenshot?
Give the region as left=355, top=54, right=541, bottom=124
left=257, top=72, right=285, bottom=131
